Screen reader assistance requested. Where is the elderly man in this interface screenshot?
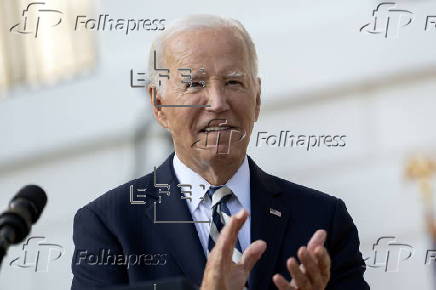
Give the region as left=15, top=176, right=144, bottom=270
left=71, top=15, right=369, bottom=290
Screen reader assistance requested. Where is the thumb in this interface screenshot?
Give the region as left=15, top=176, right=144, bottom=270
left=241, top=240, right=267, bottom=273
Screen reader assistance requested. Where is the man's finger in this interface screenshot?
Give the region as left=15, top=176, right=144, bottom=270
left=241, top=240, right=267, bottom=272
left=214, top=209, right=248, bottom=258
left=287, top=257, right=311, bottom=289
left=307, top=229, right=327, bottom=252
left=314, top=246, right=331, bottom=281
left=272, top=274, right=295, bottom=290
left=298, top=247, right=324, bottom=288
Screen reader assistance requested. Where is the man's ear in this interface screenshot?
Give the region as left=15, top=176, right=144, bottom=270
left=254, top=77, right=261, bottom=122
left=148, top=85, right=169, bottom=128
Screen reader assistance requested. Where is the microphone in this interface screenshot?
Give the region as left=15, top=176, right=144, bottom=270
left=0, top=185, right=47, bottom=266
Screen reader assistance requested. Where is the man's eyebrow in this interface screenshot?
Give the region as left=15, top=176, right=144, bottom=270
left=186, top=71, right=247, bottom=79
left=224, top=71, right=246, bottom=78
left=190, top=71, right=208, bottom=78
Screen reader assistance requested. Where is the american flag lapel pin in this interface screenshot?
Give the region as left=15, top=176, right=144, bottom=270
left=269, top=208, right=282, bottom=217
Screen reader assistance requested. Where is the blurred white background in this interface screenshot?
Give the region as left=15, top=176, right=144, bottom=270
left=0, top=0, right=436, bottom=289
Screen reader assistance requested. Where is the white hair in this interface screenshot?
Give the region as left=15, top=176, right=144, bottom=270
left=146, top=14, right=258, bottom=93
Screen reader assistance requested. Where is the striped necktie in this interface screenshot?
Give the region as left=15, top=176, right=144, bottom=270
left=207, top=185, right=243, bottom=263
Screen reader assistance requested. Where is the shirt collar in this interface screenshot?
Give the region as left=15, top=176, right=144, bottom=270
left=173, top=153, right=250, bottom=211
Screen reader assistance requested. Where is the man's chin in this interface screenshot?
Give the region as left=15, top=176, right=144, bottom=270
left=189, top=130, right=248, bottom=165
left=196, top=146, right=244, bottom=163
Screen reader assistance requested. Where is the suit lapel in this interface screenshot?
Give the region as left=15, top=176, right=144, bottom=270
left=248, top=156, right=291, bottom=290
left=144, top=153, right=206, bottom=287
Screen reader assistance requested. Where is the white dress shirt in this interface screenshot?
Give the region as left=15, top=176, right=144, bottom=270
left=173, top=153, right=251, bottom=257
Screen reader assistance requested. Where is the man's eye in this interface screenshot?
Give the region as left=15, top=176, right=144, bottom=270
left=227, top=80, right=242, bottom=86
left=186, top=81, right=206, bottom=88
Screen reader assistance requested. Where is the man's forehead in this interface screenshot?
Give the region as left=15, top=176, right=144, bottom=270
left=163, top=27, right=250, bottom=72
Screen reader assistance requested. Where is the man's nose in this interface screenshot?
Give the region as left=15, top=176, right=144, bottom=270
left=204, top=83, right=230, bottom=113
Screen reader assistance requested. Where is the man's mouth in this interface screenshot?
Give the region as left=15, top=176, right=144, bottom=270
left=200, top=126, right=234, bottom=133
left=192, top=122, right=247, bottom=150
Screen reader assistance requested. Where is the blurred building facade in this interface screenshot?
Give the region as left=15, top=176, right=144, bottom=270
left=0, top=0, right=435, bottom=289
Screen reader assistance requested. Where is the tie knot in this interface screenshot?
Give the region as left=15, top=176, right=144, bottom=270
left=207, top=185, right=233, bottom=208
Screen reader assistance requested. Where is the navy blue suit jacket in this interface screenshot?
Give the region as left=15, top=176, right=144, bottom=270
left=71, top=153, right=370, bottom=289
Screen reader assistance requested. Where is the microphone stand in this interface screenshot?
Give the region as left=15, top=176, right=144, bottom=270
left=0, top=244, right=5, bottom=267
left=0, top=225, right=15, bottom=268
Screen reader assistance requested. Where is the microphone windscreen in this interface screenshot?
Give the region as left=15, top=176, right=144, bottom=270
left=13, top=185, right=47, bottom=223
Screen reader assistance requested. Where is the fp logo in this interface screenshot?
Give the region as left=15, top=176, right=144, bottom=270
left=360, top=2, right=414, bottom=38
left=9, top=2, right=63, bottom=38
left=192, top=119, right=246, bottom=154
left=9, top=236, right=64, bottom=272
left=364, top=236, right=413, bottom=272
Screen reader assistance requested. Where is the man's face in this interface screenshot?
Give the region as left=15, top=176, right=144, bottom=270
left=150, top=27, right=261, bottom=168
